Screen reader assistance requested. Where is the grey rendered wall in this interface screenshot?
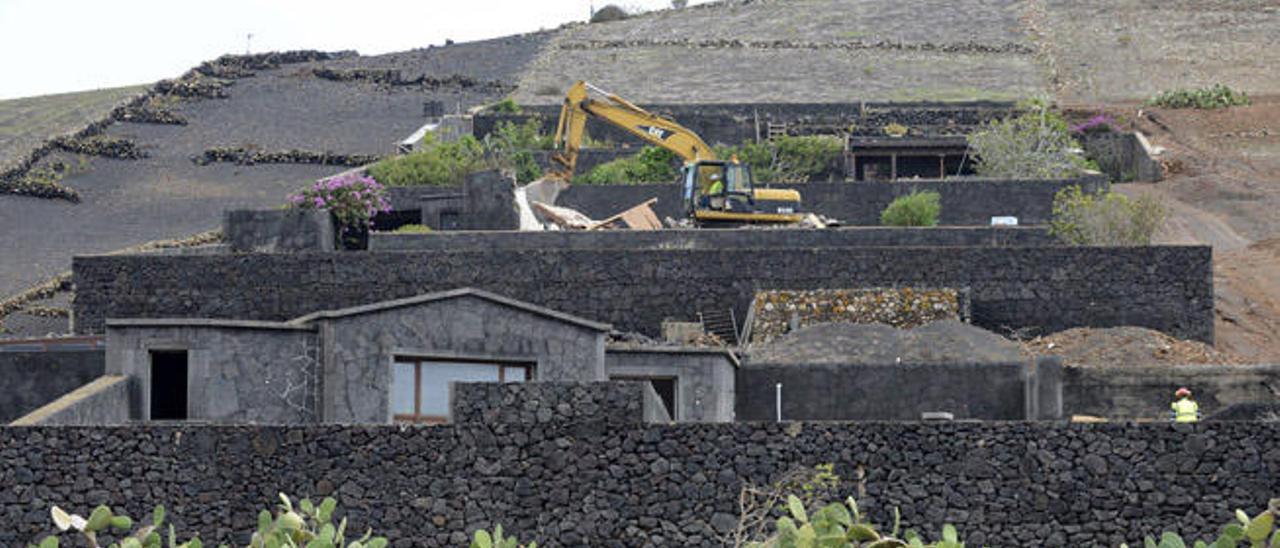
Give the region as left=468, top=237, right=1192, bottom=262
left=223, top=209, right=334, bottom=253
left=4, top=422, right=1280, bottom=547
left=105, top=324, right=320, bottom=423
left=74, top=245, right=1215, bottom=343
left=320, top=295, right=607, bottom=423
left=371, top=226, right=1058, bottom=251
left=0, top=350, right=104, bottom=423
left=9, top=376, right=129, bottom=425
left=1063, top=364, right=1280, bottom=419
left=606, top=348, right=736, bottom=422
left=735, top=361, right=1040, bottom=421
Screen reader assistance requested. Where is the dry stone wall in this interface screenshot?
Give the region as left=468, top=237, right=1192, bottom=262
left=72, top=246, right=1214, bottom=342
left=747, top=288, right=965, bottom=345
left=2, top=422, right=1279, bottom=546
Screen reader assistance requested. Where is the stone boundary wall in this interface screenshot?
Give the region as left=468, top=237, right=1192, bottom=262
left=0, top=350, right=105, bottom=423
left=552, top=177, right=1107, bottom=226
left=1063, top=364, right=1280, bottom=419
left=474, top=101, right=1016, bottom=145
left=72, top=246, right=1214, bottom=342
left=450, top=381, right=663, bottom=425
left=3, top=422, right=1278, bottom=546
left=383, top=177, right=1106, bottom=228
left=735, top=358, right=1062, bottom=421
left=370, top=226, right=1058, bottom=251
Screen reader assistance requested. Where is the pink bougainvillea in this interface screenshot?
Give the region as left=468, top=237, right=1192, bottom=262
left=287, top=172, right=391, bottom=232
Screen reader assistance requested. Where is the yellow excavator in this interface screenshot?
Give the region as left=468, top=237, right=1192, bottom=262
left=546, top=80, right=804, bottom=226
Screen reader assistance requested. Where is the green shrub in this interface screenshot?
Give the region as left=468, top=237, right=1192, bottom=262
left=484, top=118, right=550, bottom=183
left=488, top=98, right=522, bottom=114
left=880, top=191, right=941, bottom=227
left=748, top=494, right=964, bottom=548
left=1146, top=84, right=1250, bottom=109
left=967, top=99, right=1092, bottom=179
left=30, top=494, right=387, bottom=548
left=1049, top=185, right=1166, bottom=245
left=368, top=134, right=487, bottom=186
left=471, top=524, right=538, bottom=548
left=392, top=224, right=432, bottom=234
left=717, top=136, right=843, bottom=182
left=1121, top=499, right=1280, bottom=548
left=579, top=146, right=679, bottom=184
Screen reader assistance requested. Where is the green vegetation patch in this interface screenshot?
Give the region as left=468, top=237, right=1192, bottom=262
left=579, top=146, right=679, bottom=184
left=1050, top=185, right=1166, bottom=246
left=1146, top=84, right=1250, bottom=109
left=880, top=190, right=941, bottom=227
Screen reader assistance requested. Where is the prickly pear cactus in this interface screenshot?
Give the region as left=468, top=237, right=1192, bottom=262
left=470, top=524, right=538, bottom=548
left=249, top=493, right=388, bottom=548
left=28, top=504, right=204, bottom=548
left=750, top=494, right=963, bottom=548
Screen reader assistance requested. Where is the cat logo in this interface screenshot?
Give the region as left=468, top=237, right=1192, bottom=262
left=639, top=125, right=669, bottom=140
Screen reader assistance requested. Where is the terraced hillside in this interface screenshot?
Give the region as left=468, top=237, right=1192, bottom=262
left=514, top=0, right=1045, bottom=104
left=0, top=33, right=549, bottom=300
left=0, top=85, right=147, bottom=166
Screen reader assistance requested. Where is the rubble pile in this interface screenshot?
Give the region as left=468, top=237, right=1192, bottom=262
left=749, top=288, right=963, bottom=345
left=192, top=147, right=382, bottom=167
left=1024, top=326, right=1243, bottom=367
left=751, top=320, right=1025, bottom=365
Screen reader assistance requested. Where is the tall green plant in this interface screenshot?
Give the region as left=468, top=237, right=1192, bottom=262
left=367, top=134, right=488, bottom=186
left=967, top=99, right=1091, bottom=179
left=880, top=191, right=941, bottom=227
left=579, top=146, right=679, bottom=184
left=717, top=136, right=843, bottom=183
left=1049, top=185, right=1166, bottom=245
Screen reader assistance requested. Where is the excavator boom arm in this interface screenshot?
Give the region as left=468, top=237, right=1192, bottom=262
left=549, top=81, right=716, bottom=182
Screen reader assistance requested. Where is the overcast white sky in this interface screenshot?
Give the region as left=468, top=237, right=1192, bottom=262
left=0, top=0, right=707, bottom=100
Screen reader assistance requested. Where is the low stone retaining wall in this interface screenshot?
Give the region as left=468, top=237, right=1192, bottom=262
left=2, top=422, right=1277, bottom=546
left=369, top=226, right=1058, bottom=251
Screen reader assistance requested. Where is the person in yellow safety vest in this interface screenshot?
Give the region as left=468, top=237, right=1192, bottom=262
left=1171, top=387, right=1200, bottom=423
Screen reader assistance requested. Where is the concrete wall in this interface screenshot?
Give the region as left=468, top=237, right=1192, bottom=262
left=606, top=347, right=736, bottom=423
left=383, top=177, right=1106, bottom=228
left=735, top=359, right=1061, bottom=421
left=0, top=350, right=104, bottom=423
left=105, top=321, right=320, bottom=423
left=223, top=209, right=334, bottom=253
left=8, top=375, right=129, bottom=425
left=371, top=226, right=1058, bottom=251
left=3, top=422, right=1279, bottom=546
left=450, top=381, right=655, bottom=425
left=1063, top=364, right=1280, bottom=419
left=73, top=245, right=1216, bottom=343
left=319, top=294, right=607, bottom=423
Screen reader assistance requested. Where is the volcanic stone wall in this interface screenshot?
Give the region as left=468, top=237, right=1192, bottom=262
left=72, top=246, right=1214, bottom=342
left=0, top=350, right=105, bottom=423
left=551, top=177, right=1107, bottom=226
left=384, top=177, right=1105, bottom=228
left=370, top=227, right=1058, bottom=251
left=450, top=381, right=657, bottom=426
left=473, top=101, right=1015, bottom=144
left=2, top=422, right=1277, bottom=546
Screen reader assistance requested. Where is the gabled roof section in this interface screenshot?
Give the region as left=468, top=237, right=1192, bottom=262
left=288, top=287, right=611, bottom=332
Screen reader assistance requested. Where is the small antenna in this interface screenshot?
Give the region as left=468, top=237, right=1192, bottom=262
left=246, top=33, right=254, bottom=55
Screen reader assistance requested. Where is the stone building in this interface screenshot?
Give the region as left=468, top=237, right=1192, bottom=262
left=19, top=288, right=738, bottom=425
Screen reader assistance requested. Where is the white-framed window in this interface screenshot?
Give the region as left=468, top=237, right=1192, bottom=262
left=391, top=357, right=531, bottom=424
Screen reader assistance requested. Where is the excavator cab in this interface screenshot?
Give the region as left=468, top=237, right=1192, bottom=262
left=682, top=160, right=804, bottom=226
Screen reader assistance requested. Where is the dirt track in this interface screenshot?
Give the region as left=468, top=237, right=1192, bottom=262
left=1103, top=96, right=1280, bottom=362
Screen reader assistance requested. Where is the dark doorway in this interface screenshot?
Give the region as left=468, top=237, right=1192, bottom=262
left=150, top=350, right=188, bottom=420
left=613, top=376, right=677, bottom=420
